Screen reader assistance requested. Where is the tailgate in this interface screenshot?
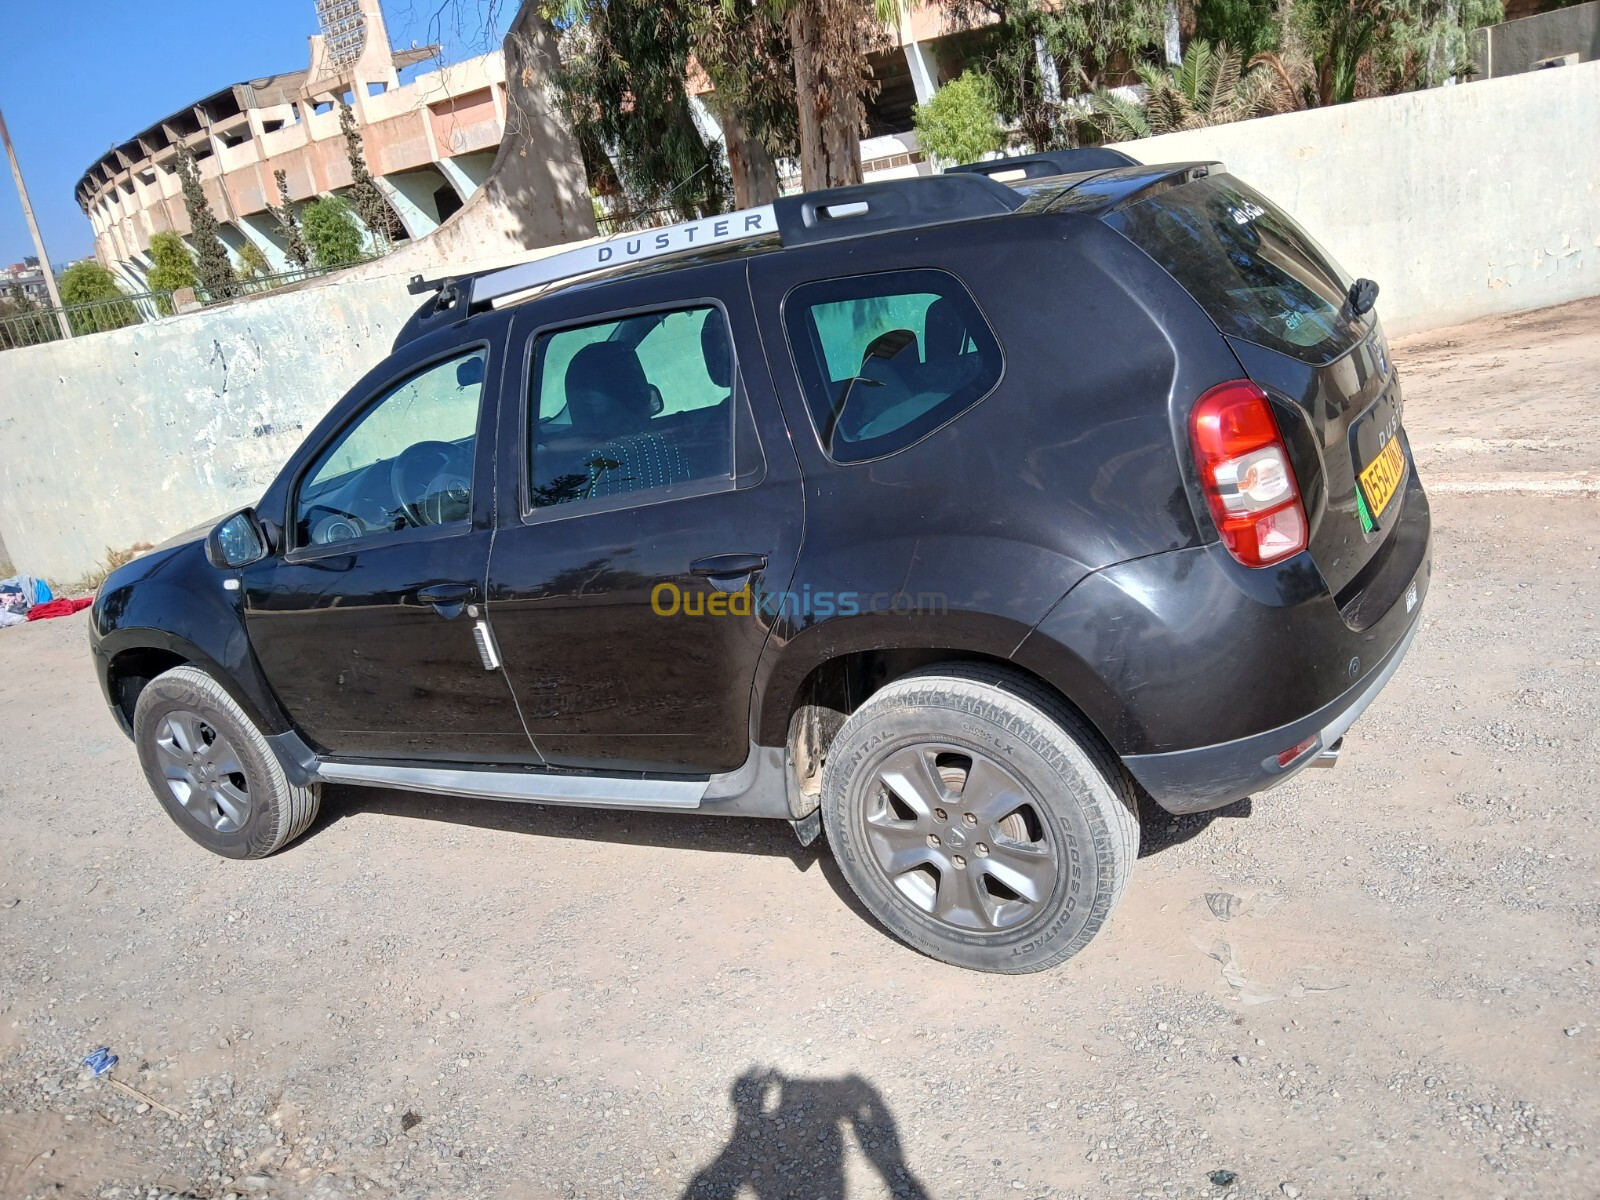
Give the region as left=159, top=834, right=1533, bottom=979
left=1105, top=171, right=1410, bottom=596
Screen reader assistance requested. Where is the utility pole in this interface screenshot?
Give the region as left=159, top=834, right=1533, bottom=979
left=0, top=105, right=71, bottom=339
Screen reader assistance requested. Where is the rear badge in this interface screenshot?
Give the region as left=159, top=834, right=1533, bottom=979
left=1405, top=580, right=1419, bottom=613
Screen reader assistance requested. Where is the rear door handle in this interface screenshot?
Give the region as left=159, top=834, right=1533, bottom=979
left=417, top=582, right=478, bottom=615
left=689, top=553, right=768, bottom=578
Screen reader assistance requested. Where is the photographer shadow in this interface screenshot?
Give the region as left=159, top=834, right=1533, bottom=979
left=682, top=1068, right=930, bottom=1200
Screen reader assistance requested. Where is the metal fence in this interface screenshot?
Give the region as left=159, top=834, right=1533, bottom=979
left=0, top=264, right=339, bottom=351
left=595, top=206, right=684, bottom=237
left=195, top=265, right=335, bottom=304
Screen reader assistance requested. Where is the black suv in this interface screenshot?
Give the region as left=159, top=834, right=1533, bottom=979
left=91, top=152, right=1430, bottom=973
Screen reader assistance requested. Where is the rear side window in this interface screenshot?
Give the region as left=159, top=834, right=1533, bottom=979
left=1109, top=174, right=1368, bottom=365
left=528, top=306, right=735, bottom=509
left=785, top=269, right=1002, bottom=463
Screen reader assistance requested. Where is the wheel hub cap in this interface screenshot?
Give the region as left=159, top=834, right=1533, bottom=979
left=152, top=710, right=253, bottom=833
left=861, top=743, right=1058, bottom=932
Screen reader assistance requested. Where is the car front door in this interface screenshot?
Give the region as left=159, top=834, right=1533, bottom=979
left=241, top=324, right=537, bottom=764
left=486, top=262, right=804, bottom=774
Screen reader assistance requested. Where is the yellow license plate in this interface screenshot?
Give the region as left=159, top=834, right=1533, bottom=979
left=1359, top=437, right=1406, bottom=520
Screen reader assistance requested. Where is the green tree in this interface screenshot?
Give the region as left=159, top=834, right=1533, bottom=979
left=554, top=0, right=732, bottom=223
left=1139, top=40, right=1272, bottom=130
left=0, top=283, right=56, bottom=350
left=58, top=262, right=122, bottom=305
left=1194, top=0, right=1278, bottom=58
left=58, top=262, right=139, bottom=334
left=337, top=99, right=403, bottom=248
left=774, top=0, right=893, bottom=189
left=146, top=231, right=198, bottom=315
left=268, top=170, right=311, bottom=268
left=1287, top=0, right=1502, bottom=105
left=951, top=0, right=1170, bottom=151
left=236, top=241, right=271, bottom=280
left=301, top=195, right=366, bottom=268
left=914, top=72, right=1008, bottom=166
left=690, top=0, right=797, bottom=207
left=172, top=144, right=238, bottom=301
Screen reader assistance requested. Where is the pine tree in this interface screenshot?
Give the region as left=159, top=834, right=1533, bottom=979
left=173, top=144, right=238, bottom=300
left=269, top=170, right=310, bottom=268
left=338, top=99, right=402, bottom=249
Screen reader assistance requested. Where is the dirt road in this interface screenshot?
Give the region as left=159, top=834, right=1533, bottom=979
left=2, top=300, right=1597, bottom=1200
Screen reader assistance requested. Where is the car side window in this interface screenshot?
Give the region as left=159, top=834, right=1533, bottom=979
left=529, top=306, right=735, bottom=510
left=784, top=268, right=1003, bottom=464
left=295, top=348, right=486, bottom=548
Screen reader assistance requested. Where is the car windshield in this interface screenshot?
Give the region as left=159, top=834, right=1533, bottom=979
left=1109, top=173, right=1371, bottom=364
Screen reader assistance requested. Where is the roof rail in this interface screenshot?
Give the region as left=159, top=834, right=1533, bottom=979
left=402, top=172, right=1028, bottom=334
left=774, top=172, right=1023, bottom=246
left=946, top=149, right=1139, bottom=181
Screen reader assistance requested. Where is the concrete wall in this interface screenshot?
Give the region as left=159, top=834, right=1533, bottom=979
left=1474, top=1, right=1600, bottom=76
left=1112, top=60, right=1600, bottom=337
left=4, top=61, right=1600, bottom=583
left=0, top=274, right=419, bottom=583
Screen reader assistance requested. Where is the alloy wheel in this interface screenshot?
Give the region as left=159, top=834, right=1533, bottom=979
left=861, top=742, right=1058, bottom=931
left=152, top=710, right=253, bottom=833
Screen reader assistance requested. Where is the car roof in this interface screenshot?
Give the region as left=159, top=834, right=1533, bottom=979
left=392, top=157, right=1215, bottom=351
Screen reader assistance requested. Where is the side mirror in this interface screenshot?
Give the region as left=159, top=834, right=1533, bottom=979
left=1347, top=278, right=1380, bottom=317
left=206, top=509, right=269, bottom=569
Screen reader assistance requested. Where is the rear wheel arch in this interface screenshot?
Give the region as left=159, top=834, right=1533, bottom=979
left=773, top=645, right=1127, bottom=810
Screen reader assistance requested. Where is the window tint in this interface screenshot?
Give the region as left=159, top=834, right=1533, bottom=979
left=530, top=306, right=735, bottom=509
left=1109, top=174, right=1367, bottom=365
left=784, top=269, right=1002, bottom=463
left=296, top=349, right=485, bottom=547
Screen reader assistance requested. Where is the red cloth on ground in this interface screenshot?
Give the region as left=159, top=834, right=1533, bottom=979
left=26, top=597, right=92, bottom=621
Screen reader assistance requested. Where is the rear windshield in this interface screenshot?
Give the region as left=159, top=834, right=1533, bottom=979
left=1109, top=173, right=1370, bottom=364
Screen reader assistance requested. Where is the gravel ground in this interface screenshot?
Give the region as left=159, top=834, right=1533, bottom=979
left=2, top=299, right=1597, bottom=1200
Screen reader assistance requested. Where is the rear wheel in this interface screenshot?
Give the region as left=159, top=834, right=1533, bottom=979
left=132, top=665, right=320, bottom=859
left=820, top=664, right=1138, bottom=973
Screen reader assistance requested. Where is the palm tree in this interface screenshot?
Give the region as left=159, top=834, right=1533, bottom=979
left=1093, top=40, right=1272, bottom=139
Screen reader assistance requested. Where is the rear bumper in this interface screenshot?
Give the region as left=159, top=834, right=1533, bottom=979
left=1011, top=465, right=1432, bottom=812
left=1122, top=602, right=1423, bottom=813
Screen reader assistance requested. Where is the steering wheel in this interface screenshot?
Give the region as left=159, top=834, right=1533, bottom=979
left=389, top=440, right=471, bottom=529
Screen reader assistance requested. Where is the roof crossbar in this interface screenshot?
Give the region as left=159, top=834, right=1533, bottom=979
left=947, top=149, right=1139, bottom=181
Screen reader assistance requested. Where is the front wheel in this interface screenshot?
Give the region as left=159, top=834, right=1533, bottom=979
left=132, top=665, right=321, bottom=859
left=820, top=664, right=1139, bottom=973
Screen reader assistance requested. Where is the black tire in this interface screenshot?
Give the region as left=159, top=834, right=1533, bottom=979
left=820, top=664, right=1139, bottom=973
left=132, top=665, right=320, bottom=859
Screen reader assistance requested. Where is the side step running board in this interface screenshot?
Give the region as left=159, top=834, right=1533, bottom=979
left=316, top=762, right=708, bottom=809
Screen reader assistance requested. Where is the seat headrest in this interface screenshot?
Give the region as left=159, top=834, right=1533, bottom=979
left=455, top=353, right=486, bottom=389
left=564, top=342, right=653, bottom=434
left=701, top=312, right=733, bottom=389
left=923, top=297, right=968, bottom=363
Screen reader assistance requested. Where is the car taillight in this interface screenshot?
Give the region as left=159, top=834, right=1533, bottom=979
left=1189, top=380, right=1309, bottom=568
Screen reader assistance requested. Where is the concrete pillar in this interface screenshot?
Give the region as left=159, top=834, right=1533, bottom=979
left=688, top=93, right=724, bottom=144
left=235, top=213, right=292, bottom=271
left=1034, top=36, right=1062, bottom=108
left=438, top=151, right=494, bottom=196
left=433, top=156, right=474, bottom=205
left=376, top=175, right=441, bottom=239
left=905, top=40, right=939, bottom=104
left=113, top=259, right=148, bottom=294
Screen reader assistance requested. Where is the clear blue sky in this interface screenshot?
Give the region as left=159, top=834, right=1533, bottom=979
left=0, top=0, right=514, bottom=270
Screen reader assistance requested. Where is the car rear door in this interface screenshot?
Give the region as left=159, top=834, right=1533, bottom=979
left=241, top=316, right=538, bottom=764
left=485, top=260, right=804, bottom=774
